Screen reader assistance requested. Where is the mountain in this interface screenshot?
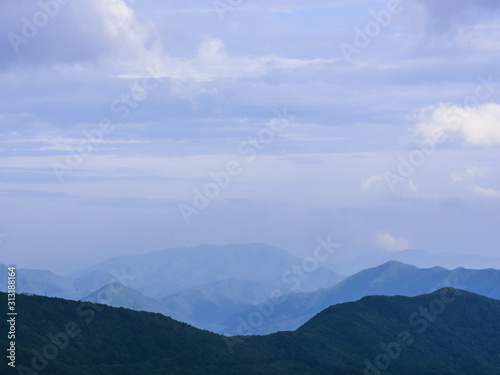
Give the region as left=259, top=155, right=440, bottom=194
left=160, top=277, right=270, bottom=332
left=0, top=264, right=76, bottom=299
left=333, top=249, right=500, bottom=275
left=229, top=260, right=500, bottom=334
left=72, top=243, right=343, bottom=299
left=2, top=289, right=500, bottom=374
left=82, top=278, right=270, bottom=333
left=81, top=282, right=173, bottom=316
left=71, top=243, right=343, bottom=331
left=383, top=249, right=500, bottom=270
left=1, top=244, right=343, bottom=333
left=1, top=243, right=342, bottom=303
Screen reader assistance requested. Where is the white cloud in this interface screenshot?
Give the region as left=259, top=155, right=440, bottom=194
left=120, top=37, right=337, bottom=82
left=361, top=174, right=385, bottom=189
left=377, top=234, right=410, bottom=252
left=84, top=0, right=164, bottom=73
left=467, top=185, right=500, bottom=198
left=117, top=36, right=339, bottom=105
left=415, top=102, right=500, bottom=147
left=451, top=164, right=488, bottom=182
left=457, top=23, right=500, bottom=51
left=1, top=0, right=163, bottom=74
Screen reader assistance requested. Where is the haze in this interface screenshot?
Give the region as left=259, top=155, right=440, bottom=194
left=1, top=0, right=500, bottom=274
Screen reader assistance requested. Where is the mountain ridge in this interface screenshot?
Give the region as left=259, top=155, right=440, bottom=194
left=2, top=288, right=500, bottom=374
left=228, top=259, right=500, bottom=334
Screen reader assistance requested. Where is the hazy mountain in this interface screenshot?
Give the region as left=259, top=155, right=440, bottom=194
left=1, top=243, right=342, bottom=306
left=81, top=282, right=173, bottom=316
left=72, top=243, right=343, bottom=300
left=384, top=249, right=500, bottom=270
left=73, top=243, right=343, bottom=332
left=229, top=260, right=500, bottom=334
left=160, top=277, right=268, bottom=332
left=0, top=263, right=76, bottom=299
left=333, top=249, right=500, bottom=275
left=3, top=289, right=500, bottom=374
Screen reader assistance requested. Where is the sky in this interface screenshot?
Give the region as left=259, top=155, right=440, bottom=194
left=1, top=0, right=500, bottom=274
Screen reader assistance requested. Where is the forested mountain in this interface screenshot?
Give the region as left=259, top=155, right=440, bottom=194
left=2, top=288, right=500, bottom=374
left=230, top=260, right=500, bottom=334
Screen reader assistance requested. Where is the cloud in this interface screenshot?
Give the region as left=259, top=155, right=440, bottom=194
left=414, top=0, right=500, bottom=53
left=415, top=102, right=500, bottom=147
left=361, top=174, right=384, bottom=190
left=377, top=234, right=410, bottom=252
left=120, top=37, right=337, bottom=82
left=451, top=164, right=488, bottom=182
left=117, top=36, right=337, bottom=106
left=454, top=23, right=500, bottom=51
left=467, top=185, right=500, bottom=198
left=417, top=0, right=500, bottom=33
left=0, top=0, right=162, bottom=73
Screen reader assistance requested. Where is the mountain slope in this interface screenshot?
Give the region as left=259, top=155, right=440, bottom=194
left=72, top=243, right=343, bottom=331
left=230, top=260, right=500, bottom=334
left=160, top=277, right=269, bottom=332
left=1, top=243, right=343, bottom=334
left=295, top=288, right=500, bottom=374
left=2, top=289, right=500, bottom=374
left=72, top=243, right=343, bottom=299
left=0, top=264, right=76, bottom=299
left=81, top=282, right=173, bottom=316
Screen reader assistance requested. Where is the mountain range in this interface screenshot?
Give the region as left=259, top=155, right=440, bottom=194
left=3, top=243, right=500, bottom=335
left=333, top=249, right=500, bottom=275
left=77, top=259, right=500, bottom=335
left=1, top=243, right=343, bottom=332
left=231, top=260, right=500, bottom=334
left=2, top=288, right=500, bottom=374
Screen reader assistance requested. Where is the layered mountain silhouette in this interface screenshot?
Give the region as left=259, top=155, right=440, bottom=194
left=230, top=260, right=500, bottom=334
left=1, top=243, right=343, bottom=332
left=2, top=289, right=500, bottom=374
left=3, top=244, right=500, bottom=336
left=73, top=243, right=342, bottom=296
left=0, top=264, right=77, bottom=299
left=81, top=282, right=170, bottom=315
left=334, top=249, right=500, bottom=274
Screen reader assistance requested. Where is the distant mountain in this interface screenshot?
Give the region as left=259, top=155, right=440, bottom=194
left=333, top=249, right=500, bottom=274
left=81, top=282, right=173, bottom=316
left=384, top=249, right=500, bottom=270
left=0, top=264, right=76, bottom=299
left=71, top=243, right=343, bottom=331
left=2, top=289, right=500, bottom=374
left=229, top=260, right=500, bottom=334
left=160, top=277, right=270, bottom=332
left=1, top=243, right=342, bottom=301
left=72, top=243, right=343, bottom=299
left=1, top=244, right=343, bottom=333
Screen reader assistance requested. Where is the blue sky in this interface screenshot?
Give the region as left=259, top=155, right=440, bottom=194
left=1, top=0, right=500, bottom=274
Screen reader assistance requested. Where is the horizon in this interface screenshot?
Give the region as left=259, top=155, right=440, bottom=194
left=3, top=242, right=500, bottom=276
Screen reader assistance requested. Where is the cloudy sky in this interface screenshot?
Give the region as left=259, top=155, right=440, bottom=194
left=1, top=0, right=500, bottom=274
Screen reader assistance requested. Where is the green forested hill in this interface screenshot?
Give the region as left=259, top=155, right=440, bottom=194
left=1, top=288, right=500, bottom=374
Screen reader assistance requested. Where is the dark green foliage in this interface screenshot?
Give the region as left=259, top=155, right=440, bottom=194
left=1, top=288, right=500, bottom=374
